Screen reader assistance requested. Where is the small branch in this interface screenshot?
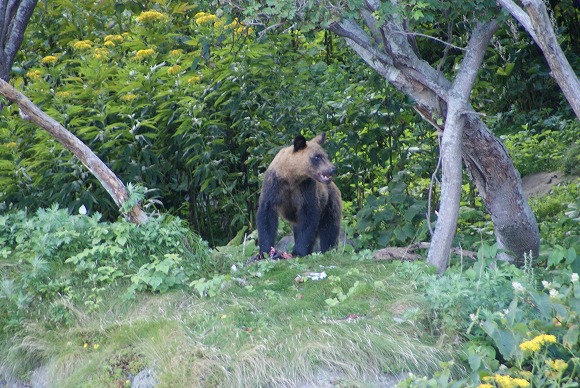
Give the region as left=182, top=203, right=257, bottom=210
left=393, top=31, right=467, bottom=51
left=427, top=132, right=443, bottom=236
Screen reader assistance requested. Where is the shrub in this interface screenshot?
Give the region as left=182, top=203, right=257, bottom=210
left=0, top=205, right=210, bottom=331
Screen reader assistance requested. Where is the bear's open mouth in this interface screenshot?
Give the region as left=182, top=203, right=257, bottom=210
left=317, top=173, right=333, bottom=183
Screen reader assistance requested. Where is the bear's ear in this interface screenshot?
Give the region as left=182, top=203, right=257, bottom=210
left=312, top=132, right=326, bottom=145
left=293, top=135, right=307, bottom=152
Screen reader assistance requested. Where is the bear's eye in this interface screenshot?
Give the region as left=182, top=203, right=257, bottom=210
left=312, top=154, right=323, bottom=164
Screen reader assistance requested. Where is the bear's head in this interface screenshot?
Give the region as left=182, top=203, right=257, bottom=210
left=292, top=133, right=337, bottom=184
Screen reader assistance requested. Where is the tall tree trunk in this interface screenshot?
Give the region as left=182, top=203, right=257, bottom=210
left=0, top=79, right=148, bottom=225
left=427, top=21, right=499, bottom=273
left=0, top=0, right=37, bottom=81
left=328, top=2, right=540, bottom=269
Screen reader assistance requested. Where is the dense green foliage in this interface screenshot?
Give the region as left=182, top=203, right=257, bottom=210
left=0, top=205, right=211, bottom=330
left=2, top=0, right=577, bottom=249
left=0, top=0, right=434, bottom=248
left=0, top=1, right=579, bottom=385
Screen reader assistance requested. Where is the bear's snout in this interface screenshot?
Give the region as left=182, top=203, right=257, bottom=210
left=317, top=166, right=336, bottom=184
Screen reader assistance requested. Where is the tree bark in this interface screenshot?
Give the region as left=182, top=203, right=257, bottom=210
left=427, top=21, right=499, bottom=273
left=497, top=0, right=580, bottom=119
left=0, top=78, right=148, bottom=225
left=328, top=1, right=540, bottom=269
left=0, top=0, right=38, bottom=81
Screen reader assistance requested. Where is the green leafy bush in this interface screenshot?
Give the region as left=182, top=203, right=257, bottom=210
left=351, top=173, right=428, bottom=249
left=562, top=143, right=580, bottom=175
left=501, top=119, right=580, bottom=176
left=530, top=180, right=580, bottom=250
left=402, top=243, right=579, bottom=387
left=0, top=205, right=210, bottom=331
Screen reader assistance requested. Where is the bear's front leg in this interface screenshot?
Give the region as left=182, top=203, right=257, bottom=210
left=318, top=188, right=341, bottom=252
left=292, top=204, right=320, bottom=256
left=257, top=202, right=278, bottom=256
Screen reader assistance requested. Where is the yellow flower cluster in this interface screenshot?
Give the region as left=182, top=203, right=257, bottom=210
left=93, top=48, right=109, bottom=60
left=167, top=65, right=182, bottom=76
left=224, top=18, right=253, bottom=35
left=517, top=371, right=533, bottom=380
left=195, top=12, right=218, bottom=25
left=104, top=34, right=124, bottom=44
left=481, top=375, right=530, bottom=388
left=55, top=91, right=71, bottom=99
left=225, top=18, right=239, bottom=30
left=41, top=55, right=58, bottom=65
left=519, top=334, right=557, bottom=353
left=120, top=93, right=138, bottom=102
left=73, top=40, right=93, bottom=50
left=235, top=26, right=252, bottom=35
left=135, top=48, right=155, bottom=60
left=547, top=359, right=568, bottom=372
left=169, top=49, right=183, bottom=57
left=136, top=10, right=166, bottom=23
left=26, top=69, right=42, bottom=80
left=4, top=142, right=17, bottom=148
left=104, top=34, right=124, bottom=47
left=186, top=76, right=201, bottom=84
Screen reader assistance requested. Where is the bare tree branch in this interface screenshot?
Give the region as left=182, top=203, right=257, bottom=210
left=0, top=79, right=148, bottom=224
left=394, top=31, right=467, bottom=51
left=496, top=0, right=538, bottom=40
left=328, top=12, right=539, bottom=270
left=497, top=0, right=580, bottom=119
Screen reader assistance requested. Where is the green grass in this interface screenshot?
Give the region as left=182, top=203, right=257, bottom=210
left=1, top=254, right=457, bottom=387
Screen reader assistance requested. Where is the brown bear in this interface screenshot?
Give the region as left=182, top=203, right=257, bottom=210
left=257, top=133, right=342, bottom=257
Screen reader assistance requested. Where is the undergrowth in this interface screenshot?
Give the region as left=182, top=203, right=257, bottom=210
left=1, top=248, right=459, bottom=387
left=0, top=205, right=213, bottom=332
left=1, top=181, right=579, bottom=386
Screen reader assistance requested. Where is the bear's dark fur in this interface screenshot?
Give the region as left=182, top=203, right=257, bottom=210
left=257, top=133, right=342, bottom=257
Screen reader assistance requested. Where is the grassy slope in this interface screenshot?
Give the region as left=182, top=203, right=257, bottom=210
left=2, top=254, right=457, bottom=387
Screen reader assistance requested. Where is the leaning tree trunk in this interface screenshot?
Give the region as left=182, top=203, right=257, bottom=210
left=0, top=79, right=148, bottom=225
left=328, top=3, right=540, bottom=270
left=498, top=0, right=580, bottom=119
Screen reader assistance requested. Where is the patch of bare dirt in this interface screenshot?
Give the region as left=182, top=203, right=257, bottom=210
left=521, top=171, right=578, bottom=199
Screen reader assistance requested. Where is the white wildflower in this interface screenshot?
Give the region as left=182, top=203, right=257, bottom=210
left=306, top=272, right=327, bottom=281
left=572, top=273, right=579, bottom=283
left=549, top=289, right=559, bottom=298
left=512, top=281, right=525, bottom=292
left=542, top=280, right=552, bottom=289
